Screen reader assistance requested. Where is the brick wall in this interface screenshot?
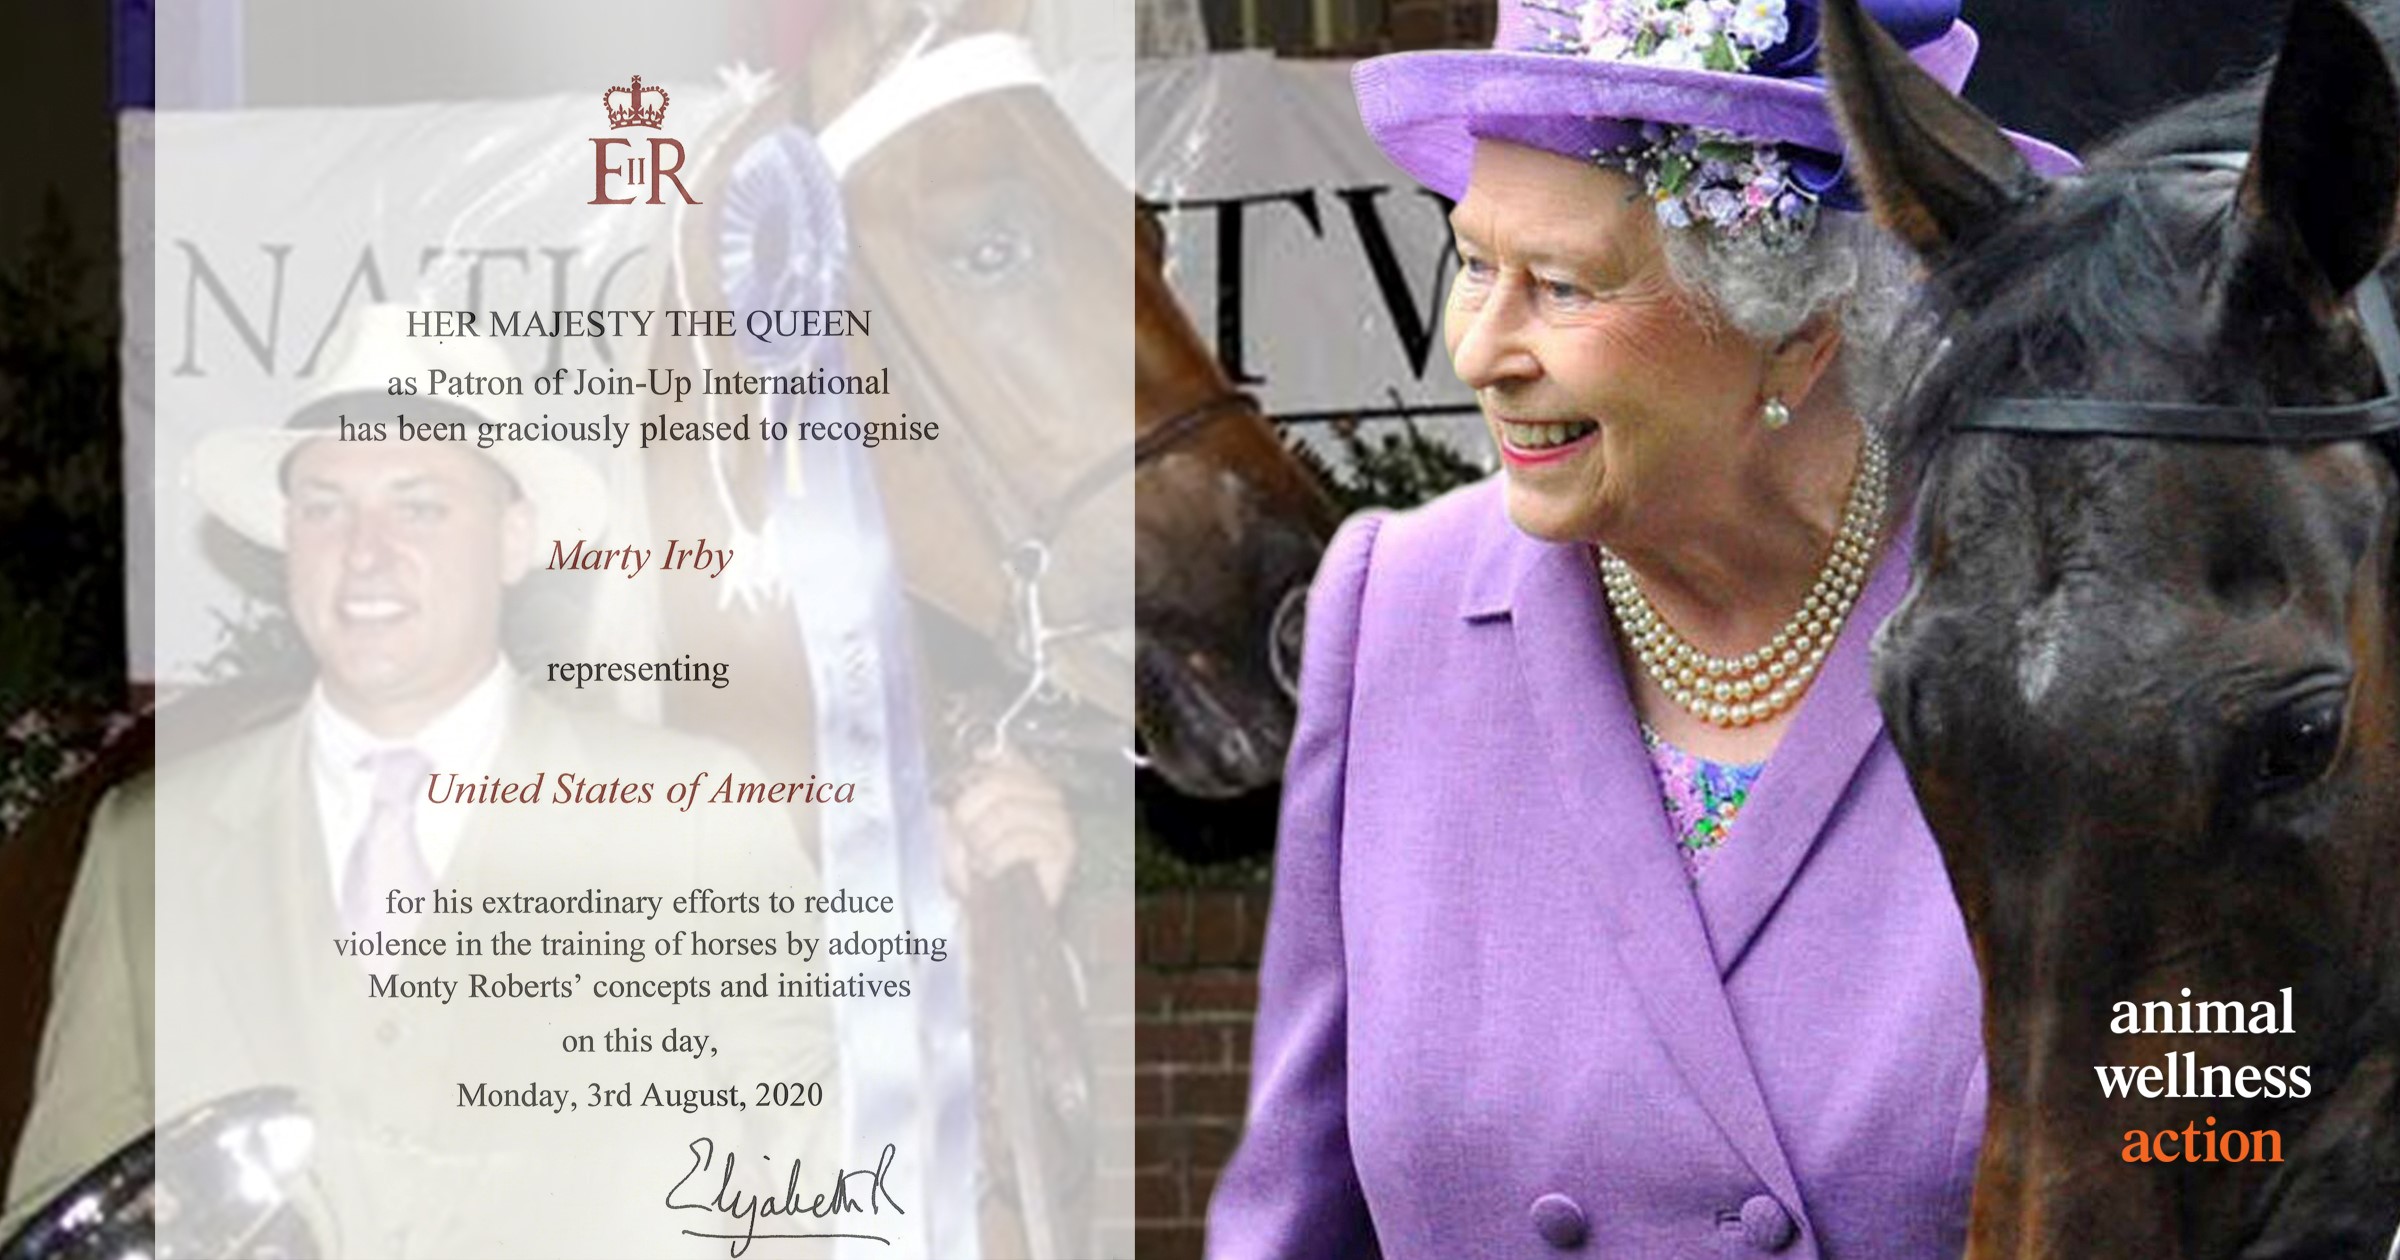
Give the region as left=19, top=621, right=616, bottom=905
left=1384, top=0, right=1493, bottom=49
left=1133, top=886, right=1274, bottom=1260
left=1193, top=0, right=1489, bottom=57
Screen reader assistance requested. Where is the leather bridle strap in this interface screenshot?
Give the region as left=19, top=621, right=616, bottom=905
left=1022, top=389, right=1258, bottom=547
left=1135, top=390, right=1258, bottom=466
left=818, top=32, right=1048, bottom=178
left=1956, top=152, right=2400, bottom=446
left=1957, top=272, right=2400, bottom=442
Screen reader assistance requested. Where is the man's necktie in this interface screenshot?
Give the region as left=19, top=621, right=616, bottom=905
left=341, top=747, right=434, bottom=940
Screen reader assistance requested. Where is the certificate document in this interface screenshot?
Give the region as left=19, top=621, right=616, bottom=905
left=54, top=3, right=1137, bottom=1256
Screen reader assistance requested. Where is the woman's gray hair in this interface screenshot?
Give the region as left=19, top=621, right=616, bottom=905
left=1659, top=210, right=1916, bottom=418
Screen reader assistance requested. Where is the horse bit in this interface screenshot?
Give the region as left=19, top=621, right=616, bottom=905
left=976, top=387, right=1264, bottom=764
left=813, top=11, right=1283, bottom=760
left=1945, top=152, right=2400, bottom=1260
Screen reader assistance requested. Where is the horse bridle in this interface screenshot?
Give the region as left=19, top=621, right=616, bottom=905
left=1956, top=154, right=2400, bottom=446
left=813, top=12, right=1307, bottom=765
left=821, top=19, right=1284, bottom=759
left=1136, top=389, right=1262, bottom=463
left=821, top=12, right=1262, bottom=551
left=1945, top=152, right=2400, bottom=1260
left=1026, top=387, right=1262, bottom=547
left=858, top=278, right=1273, bottom=745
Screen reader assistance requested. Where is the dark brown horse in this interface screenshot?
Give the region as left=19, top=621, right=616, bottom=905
left=1134, top=207, right=1339, bottom=798
left=1824, top=0, right=2400, bottom=1253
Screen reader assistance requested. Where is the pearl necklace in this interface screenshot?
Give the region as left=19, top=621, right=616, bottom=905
left=1597, top=426, right=1889, bottom=728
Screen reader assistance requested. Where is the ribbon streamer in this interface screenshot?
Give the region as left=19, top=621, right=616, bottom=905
left=718, top=123, right=984, bottom=1260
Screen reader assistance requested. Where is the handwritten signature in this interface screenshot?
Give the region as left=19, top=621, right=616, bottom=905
left=664, top=1137, right=903, bottom=1255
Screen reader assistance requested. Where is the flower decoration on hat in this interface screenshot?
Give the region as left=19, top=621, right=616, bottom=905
left=1556, top=0, right=1789, bottom=70
left=1524, top=0, right=1820, bottom=250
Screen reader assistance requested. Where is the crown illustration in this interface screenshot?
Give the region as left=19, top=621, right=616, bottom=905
left=603, top=75, right=670, bottom=129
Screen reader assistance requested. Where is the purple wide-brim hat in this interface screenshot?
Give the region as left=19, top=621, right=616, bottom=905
left=1355, top=0, right=2079, bottom=205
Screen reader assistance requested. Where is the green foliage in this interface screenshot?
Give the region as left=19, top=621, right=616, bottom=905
left=1309, top=413, right=1487, bottom=514
left=198, top=594, right=312, bottom=689
left=0, top=191, right=122, bottom=718
left=1135, top=822, right=1272, bottom=893
left=0, top=191, right=136, bottom=840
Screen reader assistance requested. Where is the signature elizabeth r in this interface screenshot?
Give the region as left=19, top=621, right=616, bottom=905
left=665, top=1137, right=903, bottom=1255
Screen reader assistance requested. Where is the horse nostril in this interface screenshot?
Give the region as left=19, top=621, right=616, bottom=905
left=1269, top=586, right=1307, bottom=700
left=1870, top=616, right=1940, bottom=754
left=1883, top=670, right=1948, bottom=758
left=1874, top=657, right=1927, bottom=755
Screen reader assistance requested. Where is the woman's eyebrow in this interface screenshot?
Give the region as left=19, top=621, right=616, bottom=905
left=1444, top=211, right=1612, bottom=272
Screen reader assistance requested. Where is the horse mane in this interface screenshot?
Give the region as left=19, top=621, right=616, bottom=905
left=2088, top=69, right=2265, bottom=167
left=1882, top=161, right=2238, bottom=475
left=1881, top=0, right=2400, bottom=479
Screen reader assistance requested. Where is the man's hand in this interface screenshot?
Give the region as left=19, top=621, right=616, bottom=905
left=942, top=751, right=1076, bottom=909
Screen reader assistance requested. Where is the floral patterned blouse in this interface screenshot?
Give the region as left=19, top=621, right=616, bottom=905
left=1638, top=724, right=1766, bottom=879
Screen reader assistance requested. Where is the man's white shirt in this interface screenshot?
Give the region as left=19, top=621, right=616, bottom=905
left=305, top=660, right=511, bottom=901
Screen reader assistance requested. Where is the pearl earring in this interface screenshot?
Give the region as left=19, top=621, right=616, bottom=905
left=1760, top=396, right=1792, bottom=430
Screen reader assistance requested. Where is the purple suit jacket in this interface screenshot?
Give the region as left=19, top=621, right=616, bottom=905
left=1206, top=480, right=1985, bottom=1259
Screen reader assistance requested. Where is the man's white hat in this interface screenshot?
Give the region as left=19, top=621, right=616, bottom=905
left=186, top=304, right=610, bottom=549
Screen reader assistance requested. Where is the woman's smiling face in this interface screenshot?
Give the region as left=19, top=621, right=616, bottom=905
left=1445, top=140, right=1775, bottom=544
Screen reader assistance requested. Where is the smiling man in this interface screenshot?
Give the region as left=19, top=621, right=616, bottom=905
left=1, top=306, right=841, bottom=1257
left=281, top=434, right=533, bottom=738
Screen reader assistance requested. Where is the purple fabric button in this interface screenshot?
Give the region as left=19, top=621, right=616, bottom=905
left=1741, top=1194, right=1799, bottom=1251
left=1529, top=1192, right=1589, bottom=1249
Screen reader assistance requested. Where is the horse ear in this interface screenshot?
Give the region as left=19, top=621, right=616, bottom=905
left=1136, top=204, right=1166, bottom=263
left=1819, top=0, right=2042, bottom=258
left=2234, top=0, right=2400, bottom=306
left=798, top=5, right=901, bottom=124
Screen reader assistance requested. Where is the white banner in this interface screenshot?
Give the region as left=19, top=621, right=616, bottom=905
left=1134, top=53, right=1486, bottom=455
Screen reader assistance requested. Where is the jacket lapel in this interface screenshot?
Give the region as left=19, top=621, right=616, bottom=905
left=442, top=686, right=572, bottom=887
left=1690, top=537, right=1911, bottom=974
left=1496, top=531, right=1811, bottom=1220
left=191, top=711, right=336, bottom=1073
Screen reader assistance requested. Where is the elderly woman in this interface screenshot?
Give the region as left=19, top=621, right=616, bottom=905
left=1204, top=1, right=2075, bottom=1256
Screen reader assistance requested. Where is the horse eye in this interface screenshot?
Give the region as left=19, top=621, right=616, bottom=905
left=953, top=225, right=1032, bottom=283
left=2246, top=693, right=2346, bottom=798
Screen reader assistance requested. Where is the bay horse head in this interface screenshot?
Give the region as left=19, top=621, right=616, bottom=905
left=1132, top=206, right=1339, bottom=798
left=798, top=1, right=1335, bottom=796
left=1823, top=0, right=2400, bottom=1253
left=796, top=0, right=1139, bottom=734
left=646, top=0, right=1144, bottom=776
left=777, top=0, right=1334, bottom=799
